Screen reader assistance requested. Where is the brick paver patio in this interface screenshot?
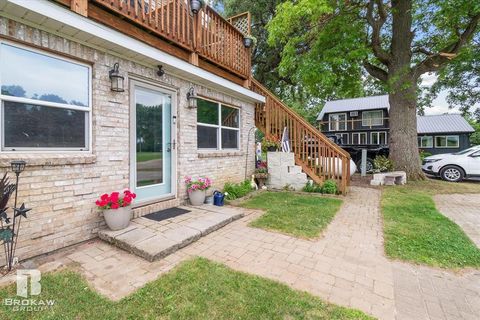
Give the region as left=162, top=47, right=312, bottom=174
left=6, top=187, right=480, bottom=319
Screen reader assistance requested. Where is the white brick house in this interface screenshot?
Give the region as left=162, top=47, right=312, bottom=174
left=0, top=0, right=264, bottom=263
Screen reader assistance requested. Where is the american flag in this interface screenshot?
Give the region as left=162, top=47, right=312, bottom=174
left=281, top=127, right=291, bottom=153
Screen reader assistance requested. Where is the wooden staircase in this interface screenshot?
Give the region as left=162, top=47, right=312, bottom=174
left=251, top=79, right=351, bottom=194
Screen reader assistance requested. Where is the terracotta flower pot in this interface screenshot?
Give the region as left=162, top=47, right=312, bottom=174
left=189, top=189, right=206, bottom=206
left=103, top=206, right=132, bottom=231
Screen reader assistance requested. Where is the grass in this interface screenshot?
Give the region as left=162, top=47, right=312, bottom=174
left=242, top=192, right=343, bottom=238
left=0, top=258, right=373, bottom=320
left=136, top=152, right=162, bottom=162
left=382, top=179, right=480, bottom=269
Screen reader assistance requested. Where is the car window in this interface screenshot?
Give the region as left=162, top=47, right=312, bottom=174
left=453, top=146, right=480, bottom=155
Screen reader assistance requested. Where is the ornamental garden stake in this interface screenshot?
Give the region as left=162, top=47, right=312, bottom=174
left=0, top=161, right=30, bottom=272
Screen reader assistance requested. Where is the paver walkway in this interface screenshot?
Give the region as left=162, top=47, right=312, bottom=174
left=7, top=187, right=480, bottom=319
left=434, top=193, right=480, bottom=248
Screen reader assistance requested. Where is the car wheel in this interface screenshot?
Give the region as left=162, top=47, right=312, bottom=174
left=356, top=159, right=374, bottom=173
left=440, top=165, right=465, bottom=182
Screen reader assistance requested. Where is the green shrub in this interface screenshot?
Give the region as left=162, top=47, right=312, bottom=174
left=373, top=155, right=394, bottom=172
left=419, top=150, right=433, bottom=162
left=302, top=182, right=323, bottom=193
left=322, top=180, right=338, bottom=194
left=223, top=180, right=252, bottom=200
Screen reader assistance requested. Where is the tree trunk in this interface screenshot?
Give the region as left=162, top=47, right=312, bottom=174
left=388, top=85, right=425, bottom=179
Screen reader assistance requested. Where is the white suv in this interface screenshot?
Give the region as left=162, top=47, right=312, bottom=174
left=422, top=146, right=480, bottom=182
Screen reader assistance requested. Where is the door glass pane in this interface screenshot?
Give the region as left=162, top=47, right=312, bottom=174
left=198, top=126, right=218, bottom=148
left=136, top=87, right=164, bottom=187
left=0, top=44, right=89, bottom=107
left=221, top=105, right=239, bottom=128
left=3, top=101, right=86, bottom=148
left=197, top=99, right=218, bottom=125
left=221, top=129, right=238, bottom=149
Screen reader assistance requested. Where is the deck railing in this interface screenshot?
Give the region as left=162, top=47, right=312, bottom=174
left=251, top=79, right=351, bottom=194
left=91, top=0, right=250, bottom=78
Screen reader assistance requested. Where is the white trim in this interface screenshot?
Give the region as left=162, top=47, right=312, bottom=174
left=370, top=131, right=387, bottom=145
left=352, top=132, right=367, bottom=145
left=6, top=0, right=265, bottom=104
left=362, top=110, right=384, bottom=126
left=0, top=40, right=92, bottom=152
left=418, top=135, right=433, bottom=148
left=328, top=113, right=347, bottom=131
left=435, top=135, right=459, bottom=148
left=335, top=133, right=349, bottom=145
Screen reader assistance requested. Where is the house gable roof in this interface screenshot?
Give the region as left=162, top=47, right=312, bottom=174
left=317, top=95, right=389, bottom=120
left=417, top=114, right=475, bottom=134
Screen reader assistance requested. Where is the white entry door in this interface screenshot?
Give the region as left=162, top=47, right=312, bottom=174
left=130, top=80, right=175, bottom=203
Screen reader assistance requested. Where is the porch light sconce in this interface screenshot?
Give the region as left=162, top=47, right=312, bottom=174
left=187, top=87, right=198, bottom=108
left=109, top=62, right=125, bottom=92
left=190, top=0, right=203, bottom=14
left=10, top=160, right=26, bottom=176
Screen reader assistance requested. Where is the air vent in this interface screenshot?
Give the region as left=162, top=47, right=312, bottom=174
left=350, top=111, right=358, bottom=117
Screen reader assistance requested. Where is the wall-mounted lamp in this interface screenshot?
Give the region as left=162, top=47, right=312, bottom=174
left=187, top=87, right=198, bottom=108
left=10, top=160, right=26, bottom=176
left=190, top=0, right=203, bottom=14
left=109, top=62, right=125, bottom=92
left=157, top=65, right=165, bottom=77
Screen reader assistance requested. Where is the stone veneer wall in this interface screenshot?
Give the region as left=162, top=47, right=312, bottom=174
left=0, top=17, right=256, bottom=263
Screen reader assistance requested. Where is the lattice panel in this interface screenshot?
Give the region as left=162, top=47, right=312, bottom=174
left=227, top=12, right=251, bottom=35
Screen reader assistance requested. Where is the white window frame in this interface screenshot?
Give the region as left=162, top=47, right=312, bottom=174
left=362, top=110, right=384, bottom=127
left=418, top=136, right=433, bottom=148
left=328, top=113, right=347, bottom=131
left=335, top=133, right=349, bottom=145
left=197, top=97, right=240, bottom=151
left=371, top=131, right=388, bottom=145
left=352, top=132, right=367, bottom=145
left=0, top=40, right=92, bottom=152
left=435, top=135, right=459, bottom=148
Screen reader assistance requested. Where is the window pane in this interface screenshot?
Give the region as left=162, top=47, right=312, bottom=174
left=198, top=125, right=218, bottom=148
left=363, top=111, right=383, bottom=126
left=221, top=105, right=239, bottom=128
left=3, top=101, right=86, bottom=148
left=379, top=132, right=387, bottom=144
left=221, top=129, right=238, bottom=149
left=135, top=87, right=164, bottom=187
left=0, top=44, right=89, bottom=107
left=371, top=133, right=379, bottom=144
left=447, top=136, right=459, bottom=147
left=197, top=99, right=218, bottom=125
left=436, top=136, right=446, bottom=147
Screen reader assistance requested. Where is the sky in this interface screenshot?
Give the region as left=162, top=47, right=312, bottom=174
left=421, top=73, right=478, bottom=116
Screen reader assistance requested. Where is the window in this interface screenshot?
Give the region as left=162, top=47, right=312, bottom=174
left=197, top=98, right=240, bottom=150
left=418, top=136, right=433, bottom=148
left=328, top=113, right=347, bottom=131
left=371, top=132, right=387, bottom=145
left=335, top=133, right=349, bottom=145
left=0, top=42, right=91, bottom=151
left=435, top=135, right=459, bottom=148
left=362, top=110, right=383, bottom=126
left=352, top=132, right=367, bottom=145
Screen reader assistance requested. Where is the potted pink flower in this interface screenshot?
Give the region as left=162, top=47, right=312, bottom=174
left=184, top=176, right=212, bottom=205
left=95, top=190, right=137, bottom=230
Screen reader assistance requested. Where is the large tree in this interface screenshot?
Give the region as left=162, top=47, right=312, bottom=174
left=268, top=0, right=480, bottom=178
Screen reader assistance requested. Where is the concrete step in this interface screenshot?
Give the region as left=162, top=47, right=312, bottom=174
left=98, top=205, right=244, bottom=262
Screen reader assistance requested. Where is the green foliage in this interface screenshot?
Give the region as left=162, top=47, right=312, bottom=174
left=419, top=150, right=433, bottom=162
left=244, top=192, right=343, bottom=238
left=469, top=120, right=480, bottom=145
left=223, top=180, right=252, bottom=200
left=321, top=180, right=337, bottom=195
left=382, top=186, right=480, bottom=268
left=302, top=182, right=323, bottom=193
left=0, top=258, right=374, bottom=319
left=373, top=155, right=394, bottom=173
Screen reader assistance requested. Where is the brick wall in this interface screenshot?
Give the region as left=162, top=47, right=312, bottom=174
left=0, top=17, right=256, bottom=264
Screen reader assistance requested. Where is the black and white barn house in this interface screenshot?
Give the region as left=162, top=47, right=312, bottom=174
left=317, top=95, right=475, bottom=155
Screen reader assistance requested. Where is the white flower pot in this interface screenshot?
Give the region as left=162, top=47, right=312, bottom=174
left=188, top=190, right=206, bottom=206
left=103, top=206, right=132, bottom=231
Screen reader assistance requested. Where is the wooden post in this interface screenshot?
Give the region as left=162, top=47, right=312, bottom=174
left=189, top=53, right=199, bottom=66
left=70, top=0, right=88, bottom=17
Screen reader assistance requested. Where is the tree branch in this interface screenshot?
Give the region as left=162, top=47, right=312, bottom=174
left=363, top=61, right=388, bottom=82
left=366, top=0, right=392, bottom=66
left=414, top=12, right=480, bottom=76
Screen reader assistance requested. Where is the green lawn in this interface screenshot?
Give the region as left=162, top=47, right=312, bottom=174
left=242, top=192, right=343, bottom=238
left=382, top=180, right=480, bottom=269
left=137, top=152, right=162, bottom=162
left=0, top=258, right=373, bottom=320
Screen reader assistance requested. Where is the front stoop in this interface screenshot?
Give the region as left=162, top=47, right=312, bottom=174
left=98, top=205, right=244, bottom=262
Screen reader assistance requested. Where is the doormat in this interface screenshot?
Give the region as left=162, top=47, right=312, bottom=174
left=144, top=207, right=191, bottom=222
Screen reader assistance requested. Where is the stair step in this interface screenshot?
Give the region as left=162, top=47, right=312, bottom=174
left=98, top=206, right=244, bottom=262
